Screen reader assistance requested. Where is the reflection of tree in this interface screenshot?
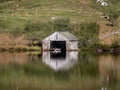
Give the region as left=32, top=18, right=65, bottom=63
left=77, top=54, right=99, bottom=77
left=28, top=53, right=41, bottom=62
left=99, top=54, right=119, bottom=90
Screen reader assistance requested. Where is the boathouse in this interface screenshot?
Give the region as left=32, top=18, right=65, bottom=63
left=42, top=31, right=78, bottom=51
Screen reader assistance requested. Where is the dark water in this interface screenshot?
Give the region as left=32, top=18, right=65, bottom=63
left=0, top=51, right=120, bottom=90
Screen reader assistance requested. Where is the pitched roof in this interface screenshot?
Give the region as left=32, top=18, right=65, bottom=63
left=42, top=31, right=78, bottom=41
left=56, top=31, right=78, bottom=40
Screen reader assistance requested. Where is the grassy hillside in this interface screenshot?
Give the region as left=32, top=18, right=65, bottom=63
left=0, top=0, right=120, bottom=47
left=0, top=0, right=99, bottom=29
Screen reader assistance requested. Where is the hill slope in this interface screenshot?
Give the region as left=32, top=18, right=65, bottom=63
left=0, top=0, right=120, bottom=46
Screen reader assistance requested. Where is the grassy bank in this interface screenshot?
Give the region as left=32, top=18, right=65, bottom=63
left=0, top=0, right=101, bottom=46
left=0, top=45, right=41, bottom=52
left=0, top=0, right=120, bottom=49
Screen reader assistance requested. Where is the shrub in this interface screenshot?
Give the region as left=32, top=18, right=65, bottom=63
left=75, top=21, right=100, bottom=47
left=24, top=21, right=54, bottom=45
left=50, top=18, right=72, bottom=31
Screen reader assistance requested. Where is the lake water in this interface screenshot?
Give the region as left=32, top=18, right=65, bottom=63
left=0, top=51, right=120, bottom=90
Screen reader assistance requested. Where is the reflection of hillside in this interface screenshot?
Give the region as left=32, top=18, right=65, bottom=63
left=0, top=52, right=41, bottom=65
left=99, top=55, right=120, bottom=84
left=42, top=51, right=78, bottom=71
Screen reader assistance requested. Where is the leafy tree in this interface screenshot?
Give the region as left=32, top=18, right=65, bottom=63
left=75, top=22, right=99, bottom=47
left=24, top=21, right=53, bottom=46
left=103, top=6, right=120, bottom=26
left=51, top=18, right=72, bottom=31
left=0, top=0, right=11, bottom=3
left=108, top=0, right=120, bottom=4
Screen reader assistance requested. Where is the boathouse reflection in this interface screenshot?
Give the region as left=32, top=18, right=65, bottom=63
left=42, top=51, right=78, bottom=71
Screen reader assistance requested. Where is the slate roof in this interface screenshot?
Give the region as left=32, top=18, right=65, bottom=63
left=56, top=31, right=78, bottom=40
left=42, top=31, right=78, bottom=41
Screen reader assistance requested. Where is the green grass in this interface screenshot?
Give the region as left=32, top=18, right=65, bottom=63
left=0, top=0, right=120, bottom=46
left=0, top=0, right=100, bottom=31
left=0, top=0, right=102, bottom=48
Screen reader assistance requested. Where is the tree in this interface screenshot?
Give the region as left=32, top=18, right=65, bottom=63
left=108, top=0, right=120, bottom=4
left=75, top=21, right=99, bottom=47
left=50, top=18, right=72, bottom=31
left=103, top=6, right=120, bottom=26
left=24, top=21, right=53, bottom=46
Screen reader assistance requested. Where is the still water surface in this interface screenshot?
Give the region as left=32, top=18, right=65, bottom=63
left=0, top=51, right=120, bottom=90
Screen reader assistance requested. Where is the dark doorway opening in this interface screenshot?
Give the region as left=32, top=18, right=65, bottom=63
left=50, top=41, right=66, bottom=59
left=50, top=41, right=66, bottom=52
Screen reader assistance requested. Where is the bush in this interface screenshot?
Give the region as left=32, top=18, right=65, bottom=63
left=24, top=21, right=54, bottom=45
left=50, top=18, right=72, bottom=31
left=75, top=21, right=100, bottom=47
left=0, top=0, right=11, bottom=3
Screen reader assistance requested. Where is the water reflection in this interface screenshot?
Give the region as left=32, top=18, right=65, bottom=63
left=0, top=52, right=41, bottom=65
left=99, top=55, right=120, bottom=90
left=42, top=51, right=78, bottom=71
left=0, top=52, right=120, bottom=90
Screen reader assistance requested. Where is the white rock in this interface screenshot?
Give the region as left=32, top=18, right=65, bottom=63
left=101, top=2, right=108, bottom=6
left=51, top=16, right=56, bottom=20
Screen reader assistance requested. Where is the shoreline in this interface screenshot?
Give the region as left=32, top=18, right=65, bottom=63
left=0, top=45, right=120, bottom=54
left=0, top=45, right=41, bottom=52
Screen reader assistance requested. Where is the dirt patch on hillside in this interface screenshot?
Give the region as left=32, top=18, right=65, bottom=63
left=0, top=34, right=29, bottom=49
